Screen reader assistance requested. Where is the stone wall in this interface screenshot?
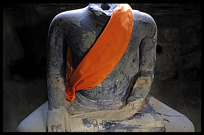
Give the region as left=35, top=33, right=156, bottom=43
left=3, top=3, right=201, bottom=132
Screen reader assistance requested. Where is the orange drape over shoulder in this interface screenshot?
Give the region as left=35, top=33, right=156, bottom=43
left=65, top=4, right=134, bottom=101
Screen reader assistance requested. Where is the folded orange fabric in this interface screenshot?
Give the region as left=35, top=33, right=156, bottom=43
left=65, top=4, right=134, bottom=101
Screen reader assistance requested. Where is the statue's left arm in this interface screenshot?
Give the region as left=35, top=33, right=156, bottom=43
left=127, top=13, right=157, bottom=106
left=46, top=13, right=70, bottom=132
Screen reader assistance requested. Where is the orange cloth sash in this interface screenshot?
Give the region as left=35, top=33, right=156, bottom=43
left=65, top=4, right=134, bottom=101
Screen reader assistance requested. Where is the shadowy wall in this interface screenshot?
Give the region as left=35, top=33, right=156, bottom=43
left=3, top=3, right=201, bottom=132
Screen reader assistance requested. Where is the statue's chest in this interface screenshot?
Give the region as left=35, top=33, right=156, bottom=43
left=65, top=20, right=108, bottom=68
left=66, top=21, right=141, bottom=69
left=65, top=19, right=142, bottom=106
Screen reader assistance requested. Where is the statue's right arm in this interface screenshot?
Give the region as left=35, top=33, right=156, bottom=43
left=126, top=12, right=157, bottom=107
left=46, top=13, right=70, bottom=132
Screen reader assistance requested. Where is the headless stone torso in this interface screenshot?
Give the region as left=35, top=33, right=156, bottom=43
left=48, top=3, right=157, bottom=113
left=67, top=4, right=138, bottom=111
left=53, top=4, right=151, bottom=113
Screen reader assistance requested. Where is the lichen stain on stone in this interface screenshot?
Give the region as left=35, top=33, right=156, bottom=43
left=82, top=119, right=92, bottom=128
left=49, top=75, right=65, bottom=90
left=133, top=76, right=151, bottom=89
left=81, top=31, right=96, bottom=47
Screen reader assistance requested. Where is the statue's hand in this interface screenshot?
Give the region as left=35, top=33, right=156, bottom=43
left=47, top=106, right=70, bottom=132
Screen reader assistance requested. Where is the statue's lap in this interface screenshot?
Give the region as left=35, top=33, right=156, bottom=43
left=17, top=95, right=194, bottom=132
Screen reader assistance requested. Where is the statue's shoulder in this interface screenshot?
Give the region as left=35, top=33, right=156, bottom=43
left=50, top=7, right=88, bottom=27
left=132, top=9, right=157, bottom=37
left=132, top=9, right=156, bottom=25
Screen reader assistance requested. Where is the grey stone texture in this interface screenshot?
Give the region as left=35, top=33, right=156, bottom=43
left=3, top=3, right=201, bottom=132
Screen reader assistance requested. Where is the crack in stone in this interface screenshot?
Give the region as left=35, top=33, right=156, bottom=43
left=156, top=112, right=185, bottom=117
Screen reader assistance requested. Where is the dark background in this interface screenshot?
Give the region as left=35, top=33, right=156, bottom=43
left=3, top=3, right=201, bottom=132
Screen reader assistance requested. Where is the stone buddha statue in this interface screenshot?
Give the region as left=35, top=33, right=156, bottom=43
left=17, top=3, right=194, bottom=132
